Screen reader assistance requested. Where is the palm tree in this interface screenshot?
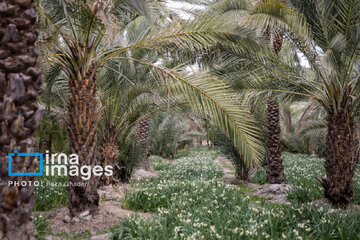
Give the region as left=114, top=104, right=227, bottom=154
left=196, top=0, right=287, bottom=183
left=37, top=0, right=264, bottom=215
left=150, top=112, right=203, bottom=159
left=97, top=78, right=174, bottom=184
left=98, top=85, right=145, bottom=185
left=266, top=95, right=287, bottom=184
left=0, top=0, right=43, bottom=239
left=258, top=0, right=287, bottom=184
left=236, top=0, right=360, bottom=207
left=114, top=16, right=159, bottom=172
left=37, top=0, right=156, bottom=216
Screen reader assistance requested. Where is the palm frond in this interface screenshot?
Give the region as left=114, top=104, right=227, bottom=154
left=159, top=68, right=264, bottom=167
left=299, top=119, right=327, bottom=140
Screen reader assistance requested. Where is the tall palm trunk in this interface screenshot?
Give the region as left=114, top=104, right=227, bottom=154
left=67, top=70, right=99, bottom=216
left=99, top=140, right=119, bottom=186
left=259, top=1, right=286, bottom=183
left=0, top=0, right=42, bottom=239
left=137, top=118, right=151, bottom=171
left=263, top=28, right=287, bottom=183
left=321, top=112, right=358, bottom=208
left=266, top=102, right=286, bottom=183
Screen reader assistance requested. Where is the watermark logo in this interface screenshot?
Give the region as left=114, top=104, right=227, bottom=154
left=8, top=150, right=44, bottom=176
left=8, top=150, right=113, bottom=181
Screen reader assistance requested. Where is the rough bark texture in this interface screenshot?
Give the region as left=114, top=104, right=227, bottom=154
left=261, top=9, right=286, bottom=183
left=99, top=141, right=119, bottom=186
left=266, top=102, right=287, bottom=184
left=0, top=0, right=42, bottom=239
left=67, top=71, right=99, bottom=216
left=273, top=29, right=284, bottom=55
left=321, top=112, right=358, bottom=208
left=38, top=136, right=51, bottom=153
left=137, top=118, right=151, bottom=171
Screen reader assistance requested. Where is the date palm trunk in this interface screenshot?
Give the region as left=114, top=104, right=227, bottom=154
left=321, top=112, right=358, bottom=208
left=67, top=70, right=100, bottom=216
left=265, top=28, right=287, bottom=183
left=266, top=102, right=287, bottom=183
left=0, top=0, right=42, bottom=239
left=99, top=140, right=119, bottom=186
left=137, top=118, right=151, bottom=171
left=259, top=0, right=286, bottom=183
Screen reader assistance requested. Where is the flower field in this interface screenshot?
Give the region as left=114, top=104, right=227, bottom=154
left=109, top=149, right=360, bottom=240
left=283, top=153, right=360, bottom=205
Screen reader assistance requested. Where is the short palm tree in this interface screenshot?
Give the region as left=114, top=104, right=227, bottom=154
left=97, top=72, right=176, bottom=184
left=98, top=85, right=151, bottom=185
left=110, top=16, right=160, bottom=171
left=0, top=0, right=43, bottom=239
left=38, top=0, right=264, bottom=215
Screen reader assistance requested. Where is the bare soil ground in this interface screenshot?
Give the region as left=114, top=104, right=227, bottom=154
left=43, top=184, right=153, bottom=240
left=131, top=169, right=159, bottom=181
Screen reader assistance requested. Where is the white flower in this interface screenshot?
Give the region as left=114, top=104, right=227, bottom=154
left=297, top=223, right=305, bottom=228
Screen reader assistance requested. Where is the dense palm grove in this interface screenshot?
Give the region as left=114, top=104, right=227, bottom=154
left=0, top=0, right=359, bottom=239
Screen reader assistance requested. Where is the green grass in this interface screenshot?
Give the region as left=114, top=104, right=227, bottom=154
left=282, top=153, right=360, bottom=205
left=34, top=213, right=50, bottom=240
left=250, top=153, right=360, bottom=205
left=251, top=168, right=267, bottom=185
left=53, top=231, right=92, bottom=240
left=150, top=155, right=173, bottom=172
left=112, top=150, right=360, bottom=240
left=175, top=149, right=190, bottom=159
left=34, top=174, right=68, bottom=211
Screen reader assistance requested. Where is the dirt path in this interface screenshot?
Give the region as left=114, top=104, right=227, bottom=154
left=44, top=184, right=153, bottom=240
left=214, top=155, right=291, bottom=205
